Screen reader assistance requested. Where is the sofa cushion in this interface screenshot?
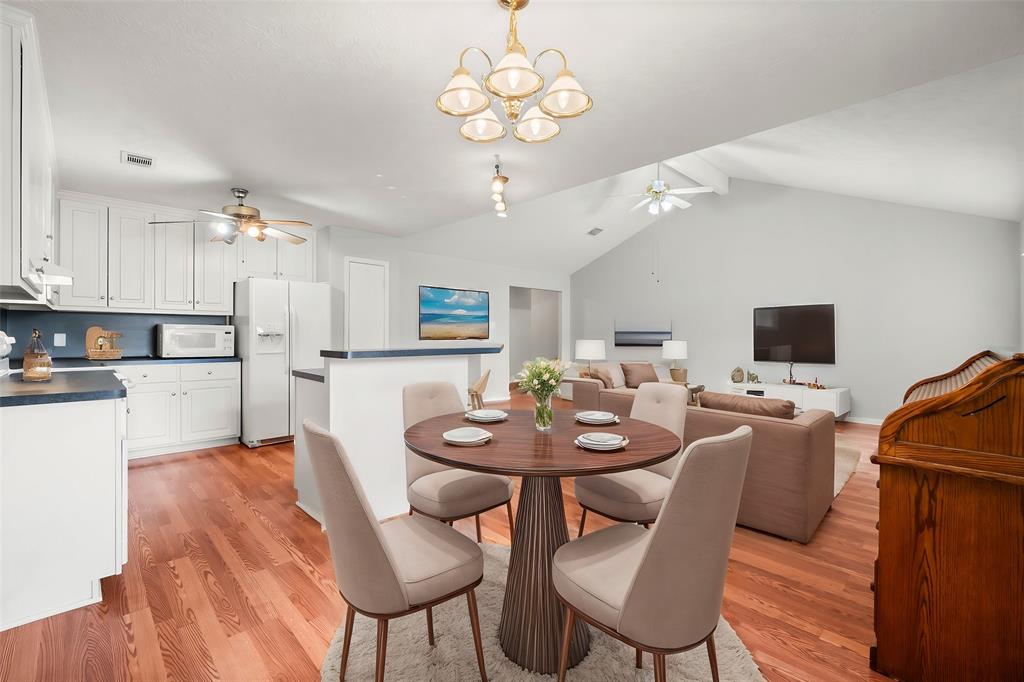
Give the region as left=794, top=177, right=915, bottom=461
left=621, top=362, right=659, bottom=388
left=699, top=391, right=796, bottom=419
left=591, top=362, right=627, bottom=389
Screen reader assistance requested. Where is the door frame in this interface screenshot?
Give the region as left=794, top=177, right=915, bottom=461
left=343, top=256, right=390, bottom=349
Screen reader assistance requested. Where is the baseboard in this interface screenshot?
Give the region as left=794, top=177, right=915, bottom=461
left=843, top=416, right=884, bottom=426
left=127, top=436, right=240, bottom=460
left=295, top=500, right=325, bottom=528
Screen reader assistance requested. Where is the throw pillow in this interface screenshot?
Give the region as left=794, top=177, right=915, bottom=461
left=620, top=362, right=659, bottom=388
left=699, top=391, right=796, bottom=419
left=588, top=364, right=615, bottom=389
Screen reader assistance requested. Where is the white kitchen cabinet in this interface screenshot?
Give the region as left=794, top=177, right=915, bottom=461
left=154, top=218, right=195, bottom=311
left=125, top=382, right=179, bottom=450
left=194, top=222, right=236, bottom=313
left=180, top=379, right=240, bottom=442
left=278, top=236, right=315, bottom=282
left=56, top=199, right=108, bottom=308
left=237, top=236, right=278, bottom=279
left=107, top=206, right=154, bottom=309
left=237, top=232, right=315, bottom=282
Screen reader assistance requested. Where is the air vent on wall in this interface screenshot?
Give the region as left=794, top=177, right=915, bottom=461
left=586, top=227, right=603, bottom=236
left=120, top=151, right=153, bottom=168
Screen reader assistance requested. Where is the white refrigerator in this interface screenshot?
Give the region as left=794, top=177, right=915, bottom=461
left=234, top=278, right=332, bottom=447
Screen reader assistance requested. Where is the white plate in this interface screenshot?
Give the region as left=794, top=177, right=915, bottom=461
left=579, top=432, right=625, bottom=445
left=466, top=409, right=508, bottom=422
left=575, top=436, right=629, bottom=452
left=443, top=426, right=493, bottom=445
left=576, top=411, right=616, bottom=423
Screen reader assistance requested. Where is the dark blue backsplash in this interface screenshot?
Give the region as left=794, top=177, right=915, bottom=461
left=1, top=310, right=227, bottom=359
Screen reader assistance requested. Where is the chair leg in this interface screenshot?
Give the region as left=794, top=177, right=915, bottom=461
left=339, top=606, right=355, bottom=681
left=506, top=501, right=515, bottom=538
left=577, top=508, right=587, bottom=538
left=408, top=508, right=413, bottom=516
left=426, top=606, right=435, bottom=646
left=635, top=648, right=642, bottom=669
left=475, top=514, right=482, bottom=543
left=466, top=590, right=488, bottom=682
left=653, top=653, right=666, bottom=682
left=448, top=520, right=454, bottom=527
left=557, top=607, right=575, bottom=682
left=707, top=634, right=720, bottom=682
left=375, top=619, right=389, bottom=682
left=642, top=522, right=650, bottom=529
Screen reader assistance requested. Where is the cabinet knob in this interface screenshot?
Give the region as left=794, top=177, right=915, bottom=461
left=183, top=391, right=188, bottom=395
left=142, top=373, right=148, bottom=378
left=100, top=295, right=105, bottom=300
left=126, top=407, right=131, bottom=414
left=109, top=296, right=115, bottom=300
left=171, top=392, right=176, bottom=396
left=188, top=300, right=193, bottom=304
left=207, top=371, right=213, bottom=375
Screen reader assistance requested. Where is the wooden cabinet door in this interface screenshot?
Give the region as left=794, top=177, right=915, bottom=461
left=236, top=236, right=278, bottom=279
left=125, top=382, right=180, bottom=454
left=107, top=206, right=154, bottom=309
left=277, top=233, right=314, bottom=282
left=193, top=223, right=235, bottom=313
left=154, top=219, right=194, bottom=311
left=180, top=380, right=240, bottom=443
left=56, top=199, right=108, bottom=308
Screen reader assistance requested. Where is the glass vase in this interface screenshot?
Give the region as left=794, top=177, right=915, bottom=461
left=534, top=393, right=553, bottom=432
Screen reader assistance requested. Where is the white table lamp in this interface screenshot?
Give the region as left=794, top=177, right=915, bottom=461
left=575, top=339, right=606, bottom=373
left=662, top=340, right=688, bottom=382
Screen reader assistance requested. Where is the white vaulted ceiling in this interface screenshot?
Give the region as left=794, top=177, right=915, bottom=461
left=15, top=1, right=1024, bottom=234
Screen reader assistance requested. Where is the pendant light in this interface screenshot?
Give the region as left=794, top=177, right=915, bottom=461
left=491, top=155, right=509, bottom=217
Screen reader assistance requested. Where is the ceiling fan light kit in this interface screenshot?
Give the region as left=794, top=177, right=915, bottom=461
left=436, top=0, right=591, bottom=144
left=621, top=164, right=715, bottom=216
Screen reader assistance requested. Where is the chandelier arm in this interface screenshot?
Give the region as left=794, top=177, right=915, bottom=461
left=532, top=48, right=569, bottom=73
left=458, top=46, right=494, bottom=73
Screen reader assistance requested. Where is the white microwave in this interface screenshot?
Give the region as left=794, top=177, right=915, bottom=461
left=156, top=324, right=235, bottom=358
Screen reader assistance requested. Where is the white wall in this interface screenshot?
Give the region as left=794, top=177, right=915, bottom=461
left=319, top=227, right=571, bottom=401
left=571, top=180, right=1020, bottom=422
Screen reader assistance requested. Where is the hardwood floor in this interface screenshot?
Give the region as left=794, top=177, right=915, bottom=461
left=0, top=397, right=885, bottom=681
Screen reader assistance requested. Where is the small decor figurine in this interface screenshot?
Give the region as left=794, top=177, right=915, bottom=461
left=746, top=370, right=760, bottom=384
left=730, top=367, right=744, bottom=383
left=22, top=329, right=53, bottom=382
left=85, top=326, right=124, bottom=360
left=517, top=357, right=566, bottom=432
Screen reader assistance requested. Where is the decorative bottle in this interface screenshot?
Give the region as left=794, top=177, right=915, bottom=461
left=22, top=329, right=53, bottom=382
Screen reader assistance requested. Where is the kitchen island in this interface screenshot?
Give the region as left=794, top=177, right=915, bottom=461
left=0, top=370, right=128, bottom=630
left=293, top=346, right=502, bottom=521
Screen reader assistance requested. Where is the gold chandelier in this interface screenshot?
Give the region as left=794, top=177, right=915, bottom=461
left=435, top=0, right=592, bottom=144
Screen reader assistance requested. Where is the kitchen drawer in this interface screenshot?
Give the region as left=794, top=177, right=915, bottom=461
left=180, top=362, right=240, bottom=382
left=118, top=364, right=180, bottom=385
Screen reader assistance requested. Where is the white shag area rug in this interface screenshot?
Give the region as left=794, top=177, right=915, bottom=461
left=834, top=445, right=861, bottom=497
left=322, top=543, right=764, bottom=681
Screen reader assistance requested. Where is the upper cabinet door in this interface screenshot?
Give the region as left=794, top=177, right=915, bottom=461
left=236, top=236, right=278, bottom=279
left=107, top=207, right=154, bottom=309
left=57, top=199, right=108, bottom=308
left=154, top=219, right=194, bottom=311
left=193, top=222, right=235, bottom=313
left=277, top=232, right=315, bottom=282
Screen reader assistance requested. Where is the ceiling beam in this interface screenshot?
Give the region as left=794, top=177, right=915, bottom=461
left=663, top=153, right=730, bottom=195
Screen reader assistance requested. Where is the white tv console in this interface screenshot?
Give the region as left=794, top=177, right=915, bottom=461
left=727, top=382, right=851, bottom=417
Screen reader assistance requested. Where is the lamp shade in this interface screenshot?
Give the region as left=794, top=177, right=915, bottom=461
left=662, top=340, right=688, bottom=360
left=484, top=50, right=543, bottom=99
left=575, top=339, right=606, bottom=361
left=459, top=109, right=506, bottom=143
left=538, top=70, right=593, bottom=118
left=436, top=68, right=490, bottom=117
left=514, top=106, right=560, bottom=143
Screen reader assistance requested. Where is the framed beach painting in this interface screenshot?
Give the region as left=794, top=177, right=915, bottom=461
left=419, top=286, right=490, bottom=340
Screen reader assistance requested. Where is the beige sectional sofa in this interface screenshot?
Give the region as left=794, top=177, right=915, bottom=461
left=563, top=366, right=835, bottom=543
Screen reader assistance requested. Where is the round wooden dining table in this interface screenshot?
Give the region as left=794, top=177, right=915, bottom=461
left=404, top=409, right=682, bottom=674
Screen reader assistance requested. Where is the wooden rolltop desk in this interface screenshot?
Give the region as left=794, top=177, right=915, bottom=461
left=870, top=351, right=1024, bottom=680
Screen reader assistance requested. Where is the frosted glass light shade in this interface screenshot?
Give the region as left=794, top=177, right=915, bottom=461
left=514, top=106, right=560, bottom=143
left=575, top=339, right=606, bottom=361
left=484, top=51, right=543, bottom=98
left=436, top=69, right=490, bottom=116
left=459, top=109, right=506, bottom=143
left=662, top=340, right=688, bottom=360
left=539, top=71, right=592, bottom=118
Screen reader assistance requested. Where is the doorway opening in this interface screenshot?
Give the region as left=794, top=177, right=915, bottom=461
left=508, top=286, right=562, bottom=384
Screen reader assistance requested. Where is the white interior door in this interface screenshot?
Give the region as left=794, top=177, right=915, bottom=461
left=344, top=257, right=389, bottom=349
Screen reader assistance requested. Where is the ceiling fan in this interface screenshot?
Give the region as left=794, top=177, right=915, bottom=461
left=148, top=188, right=311, bottom=245
left=616, top=164, right=714, bottom=216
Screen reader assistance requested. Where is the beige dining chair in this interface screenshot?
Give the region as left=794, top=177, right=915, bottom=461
left=403, top=381, right=514, bottom=542
left=303, top=419, right=489, bottom=682
left=468, top=369, right=491, bottom=410
left=574, top=382, right=686, bottom=536
left=554, top=426, right=753, bottom=682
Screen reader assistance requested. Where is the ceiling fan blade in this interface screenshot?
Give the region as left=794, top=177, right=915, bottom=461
left=260, top=219, right=312, bottom=227
left=666, top=186, right=714, bottom=195
left=148, top=220, right=197, bottom=225
left=629, top=198, right=652, bottom=212
left=666, top=196, right=693, bottom=210
left=199, top=210, right=237, bottom=220
left=210, top=235, right=224, bottom=243
left=261, top=226, right=307, bottom=245
left=607, top=193, right=649, bottom=199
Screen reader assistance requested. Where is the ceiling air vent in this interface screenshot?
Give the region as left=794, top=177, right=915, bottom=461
left=120, top=151, right=153, bottom=168
left=586, top=227, right=603, bottom=236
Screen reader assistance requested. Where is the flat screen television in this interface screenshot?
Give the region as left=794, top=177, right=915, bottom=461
left=753, top=304, right=835, bottom=364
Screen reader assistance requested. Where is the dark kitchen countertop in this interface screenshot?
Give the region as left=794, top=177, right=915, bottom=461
left=1, top=369, right=127, bottom=407
left=7, top=356, right=241, bottom=369
left=292, top=368, right=325, bottom=383
left=321, top=345, right=503, bottom=359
